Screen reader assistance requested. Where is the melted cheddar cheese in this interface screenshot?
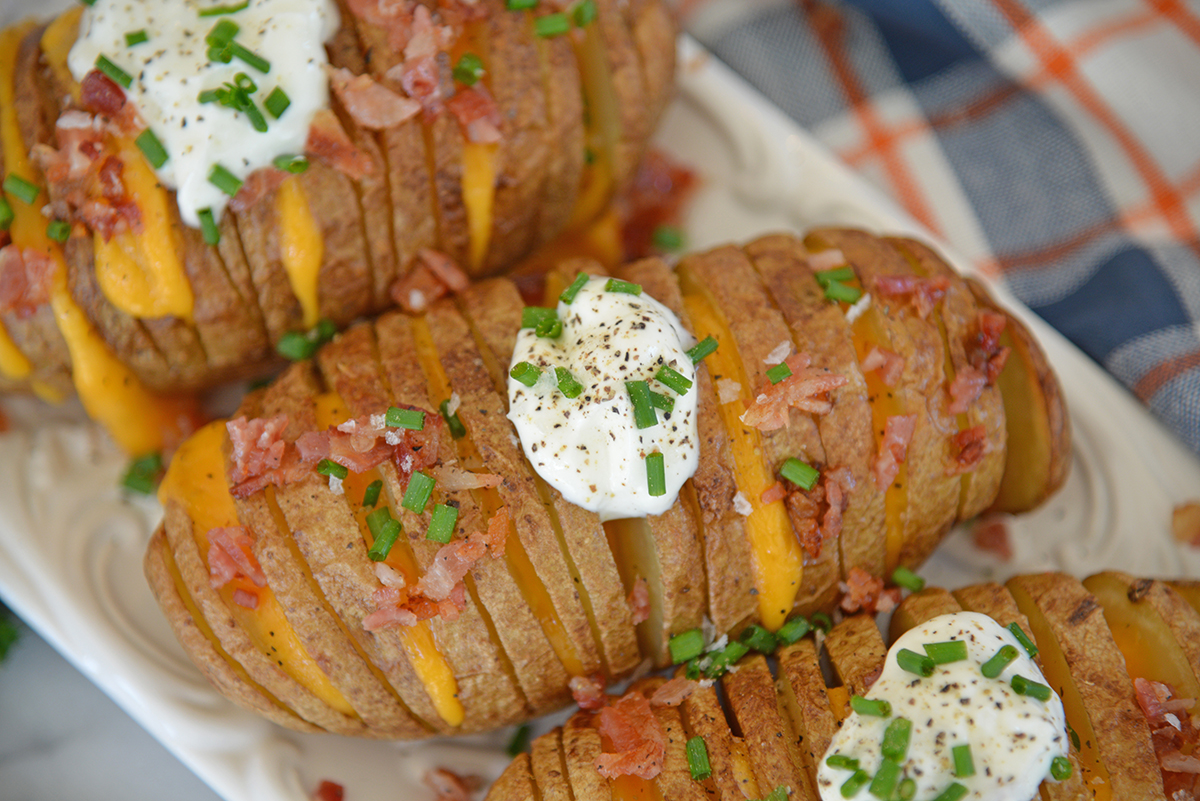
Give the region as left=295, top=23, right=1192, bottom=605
left=277, top=176, right=323, bottom=330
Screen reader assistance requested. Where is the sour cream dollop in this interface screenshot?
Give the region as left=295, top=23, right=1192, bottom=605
left=818, top=612, right=1069, bottom=801
left=69, top=0, right=338, bottom=227
left=506, top=277, right=700, bottom=521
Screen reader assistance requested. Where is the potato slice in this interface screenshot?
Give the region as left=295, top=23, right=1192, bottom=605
left=776, top=639, right=839, bottom=787
left=650, top=690, right=713, bottom=801
left=531, top=727, right=574, bottom=801
left=564, top=713, right=614, bottom=801
left=888, top=585, right=960, bottom=641
left=680, top=678, right=753, bottom=801
left=824, top=612, right=887, bottom=698
left=490, top=752, right=537, bottom=801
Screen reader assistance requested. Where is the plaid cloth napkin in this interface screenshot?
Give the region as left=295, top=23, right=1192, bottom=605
left=683, top=0, right=1200, bottom=458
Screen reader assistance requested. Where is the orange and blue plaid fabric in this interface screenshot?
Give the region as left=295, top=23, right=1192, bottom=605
left=686, top=0, right=1200, bottom=458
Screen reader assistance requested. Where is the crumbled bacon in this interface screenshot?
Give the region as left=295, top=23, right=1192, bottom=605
left=423, top=768, right=479, bottom=801
left=860, top=345, right=904, bottom=387
left=966, top=311, right=1010, bottom=384
left=446, top=85, right=502, bottom=143
left=871, top=275, right=949, bottom=319
left=392, top=48, right=454, bottom=119
left=227, top=415, right=289, bottom=484
left=616, top=148, right=700, bottom=261
left=418, top=248, right=470, bottom=292
left=228, top=167, right=289, bottom=214
left=389, top=250, right=468, bottom=313
left=649, top=677, right=696, bottom=708
left=783, top=466, right=850, bottom=560
left=570, top=674, right=608, bottom=711
left=595, top=692, right=666, bottom=780
left=872, top=414, right=916, bottom=491
left=741, top=352, right=848, bottom=431
left=430, top=463, right=502, bottom=490
left=806, top=248, right=846, bottom=272
left=345, top=0, right=415, bottom=50
left=207, top=526, right=268, bottom=589
left=948, top=425, right=988, bottom=475
left=948, top=364, right=987, bottom=415
left=306, top=109, right=374, bottom=180
left=232, top=588, right=260, bottom=609
left=1135, top=678, right=1200, bottom=796
left=1173, top=502, right=1200, bottom=547
left=312, top=780, right=344, bottom=801
left=760, top=480, right=787, bottom=505
left=328, top=67, right=421, bottom=130
left=715, top=378, right=741, bottom=405
left=971, top=515, right=1012, bottom=562
left=838, top=566, right=899, bottom=614
left=0, top=246, right=54, bottom=318
left=80, top=70, right=125, bottom=117
left=627, top=577, right=650, bottom=625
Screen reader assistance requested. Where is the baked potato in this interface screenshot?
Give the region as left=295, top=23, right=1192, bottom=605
left=143, top=229, right=1070, bottom=738
left=491, top=571, right=1200, bottom=801
left=0, top=0, right=676, bottom=451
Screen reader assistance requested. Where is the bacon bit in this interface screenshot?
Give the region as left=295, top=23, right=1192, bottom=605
left=860, top=345, right=904, bottom=387
left=327, top=67, right=422, bottom=130
left=627, top=577, right=650, bottom=625
left=437, top=582, right=467, bottom=622
left=430, top=463, right=503, bottom=490
left=715, top=378, right=741, bottom=405
left=482, top=506, right=509, bottom=558
left=207, top=526, right=268, bottom=589
left=861, top=664, right=883, bottom=691
left=872, top=275, right=949, bottom=319
left=741, top=352, right=848, bottom=431
left=418, top=248, right=470, bottom=293
left=650, top=677, right=696, bottom=708
left=760, top=481, right=787, bottom=505
left=948, top=364, right=987, bottom=415
left=570, top=673, right=608, bottom=710
left=595, top=692, right=666, bottom=780
left=0, top=247, right=54, bottom=318
left=80, top=70, right=125, bottom=117
left=374, top=562, right=407, bottom=588
left=971, top=514, right=1012, bottom=562
left=344, top=0, right=415, bottom=50
left=232, top=588, right=260, bottom=609
left=872, top=413, right=916, bottom=491
left=967, top=311, right=1010, bottom=384
left=228, top=167, right=289, bottom=214
left=446, top=84, right=502, bottom=144
left=306, top=108, right=374, bottom=180
left=948, top=425, right=988, bottom=475
left=1172, top=501, right=1200, bottom=547
left=423, top=768, right=480, bottom=801
left=785, top=488, right=823, bottom=560
left=806, top=248, right=846, bottom=272
left=393, top=50, right=454, bottom=119
left=312, top=780, right=345, bottom=801
left=838, top=566, right=900, bottom=615
left=227, top=415, right=289, bottom=484
left=822, top=467, right=851, bottom=546
left=1135, top=678, right=1200, bottom=793
left=390, top=263, right=447, bottom=313
left=616, top=148, right=700, bottom=261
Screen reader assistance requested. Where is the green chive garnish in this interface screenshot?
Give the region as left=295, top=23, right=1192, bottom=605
left=651, top=224, right=683, bottom=252
left=78, top=0, right=97, bottom=6
left=779, top=457, right=819, bottom=491
left=649, top=390, right=674, bottom=413
left=739, top=624, right=777, bottom=654
left=685, top=737, right=711, bottom=781
left=197, top=208, right=220, bottom=245
left=881, top=717, right=912, bottom=762
left=205, top=18, right=239, bottom=46
left=932, top=784, right=968, bottom=801
left=452, top=52, right=485, bottom=85
left=426, top=503, right=459, bottom=543
left=572, top=0, right=598, bottom=26
left=891, top=565, right=925, bottom=592
left=46, top=220, right=70, bottom=243
left=764, top=787, right=788, bottom=801
left=385, top=406, right=426, bottom=430
left=897, top=648, right=935, bottom=677
left=952, top=743, right=974, bottom=778
left=776, top=616, right=811, bottom=645
left=536, top=315, right=563, bottom=338
left=705, top=641, right=748, bottom=677
left=668, top=628, right=704, bottom=664
left=0, top=197, right=12, bottom=230
left=401, top=471, right=435, bottom=514
left=868, top=759, right=901, bottom=799
left=645, top=451, right=666, bottom=497
left=521, top=306, right=555, bottom=329
left=510, top=361, right=541, bottom=387
left=560, top=272, right=589, bottom=304
left=605, top=278, right=642, bottom=295
left=811, top=611, right=833, bottom=633
left=367, top=518, right=401, bottom=561
left=1011, top=674, right=1051, bottom=701
left=121, top=452, right=163, bottom=494
left=897, top=778, right=917, bottom=801
left=814, top=266, right=855, bottom=286
left=923, top=640, right=968, bottom=665
left=272, top=154, right=308, bottom=174
left=981, top=644, right=1018, bottom=679
left=555, top=367, right=583, bottom=399
left=198, top=0, right=249, bottom=16
left=362, top=479, right=383, bottom=508
left=135, top=128, right=169, bottom=168
left=849, top=695, right=891, bottom=717
left=231, top=42, right=270, bottom=73
left=1008, top=622, right=1038, bottom=659
left=1050, top=755, right=1072, bottom=780
left=276, top=330, right=315, bottom=360
left=95, top=54, right=133, bottom=88
left=1069, top=724, right=1080, bottom=751
left=125, top=29, right=149, bottom=46
left=686, top=335, right=718, bottom=363
left=317, top=458, right=348, bottom=480
left=440, top=399, right=466, bottom=439
left=0, top=611, right=18, bottom=662
left=626, top=380, right=658, bottom=429
left=506, top=0, right=536, bottom=7
left=840, top=769, right=870, bottom=798
left=655, top=364, right=692, bottom=395
left=208, top=163, right=243, bottom=196
left=507, top=724, right=531, bottom=756
left=3, top=174, right=39, bottom=205
left=534, top=12, right=570, bottom=37
left=823, top=280, right=862, bottom=304
left=825, top=754, right=858, bottom=771
left=765, top=362, right=792, bottom=384
left=264, top=86, right=290, bottom=118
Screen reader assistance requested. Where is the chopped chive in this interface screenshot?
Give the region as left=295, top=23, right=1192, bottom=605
left=366, top=506, right=393, bottom=537
left=4, top=174, right=40, bottom=205
left=560, top=272, right=589, bottom=304
left=685, top=736, right=711, bottom=781
left=705, top=641, right=748, bottom=677
left=764, top=787, right=788, bottom=801
left=584, top=146, right=595, bottom=165
left=426, top=503, right=459, bottom=543
left=207, top=42, right=234, bottom=63
left=205, top=19, right=240, bottom=46
left=824, top=280, right=863, bottom=304
left=135, top=128, right=169, bottom=168
left=276, top=330, right=316, bottom=360
left=924, top=640, right=968, bottom=665
left=686, top=335, right=718, bottom=363
left=779, top=457, right=819, bottom=491
left=78, top=0, right=97, bottom=6
left=840, top=769, right=870, bottom=798
left=1069, top=724, right=1080, bottom=751
left=897, top=648, right=935, bottom=677
left=272, top=154, right=308, bottom=174
left=739, top=624, right=777, bottom=654
left=506, top=0, right=536, bottom=7
left=776, top=616, right=811, bottom=645
left=655, top=364, right=692, bottom=395
left=536, top=315, right=563, bottom=338
left=316, top=458, right=348, bottom=480
left=766, top=361, right=793, bottom=384
left=385, top=406, right=426, bottom=430
left=208, top=163, right=243, bottom=196
left=440, top=399, right=466, bottom=439
left=240, top=97, right=267, bottom=131
left=626, top=380, right=658, bottom=429
left=362, top=479, right=383, bottom=508
left=231, top=42, right=270, bottom=73
left=95, top=54, right=133, bottom=88
left=605, top=277, right=642, bottom=295
left=199, top=0, right=249, bottom=16
left=572, top=0, right=597, bottom=26
left=555, top=367, right=583, bottom=399
left=897, top=778, right=917, bottom=801
left=881, top=717, right=912, bottom=762
left=1011, top=674, right=1051, bottom=701
left=401, top=471, right=435, bottom=513
left=891, top=565, right=925, bottom=592
left=868, top=758, right=900, bottom=799
left=534, top=12, right=570, bottom=37
left=814, top=266, right=855, bottom=286
left=452, top=52, right=485, bottom=85
left=931, top=784, right=968, bottom=801
left=952, top=743, right=974, bottom=778
left=507, top=724, right=531, bottom=757
left=0, top=197, right=12, bottom=230
left=264, top=86, right=290, bottom=118
left=1050, top=755, right=1072, bottom=780
left=197, top=207, right=220, bottom=245
left=46, top=220, right=70, bottom=243
left=651, top=224, right=683, bottom=251
left=121, top=452, right=162, bottom=494
left=198, top=88, right=220, bottom=104
left=649, top=390, right=674, bottom=413
left=825, top=754, right=858, bottom=771
left=811, top=611, right=833, bottom=633
left=367, top=516, right=402, bottom=561
left=510, top=361, right=541, bottom=387
left=668, top=628, right=704, bottom=664
left=645, top=451, right=666, bottom=497
left=1008, top=622, right=1038, bottom=659
left=684, top=657, right=702, bottom=680
left=849, top=695, right=891, bottom=717
left=125, top=29, right=149, bottom=47
left=0, top=611, right=17, bottom=662
left=521, top=306, right=556, bottom=329
left=981, top=644, right=1018, bottom=679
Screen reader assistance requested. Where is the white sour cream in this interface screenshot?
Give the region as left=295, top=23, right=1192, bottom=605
left=506, top=277, right=700, bottom=521
left=69, top=0, right=338, bottom=227
left=818, top=612, right=1068, bottom=801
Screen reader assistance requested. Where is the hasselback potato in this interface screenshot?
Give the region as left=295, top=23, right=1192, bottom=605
left=144, top=230, right=1070, bottom=738
left=0, top=0, right=676, bottom=452
left=489, top=571, right=1198, bottom=801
